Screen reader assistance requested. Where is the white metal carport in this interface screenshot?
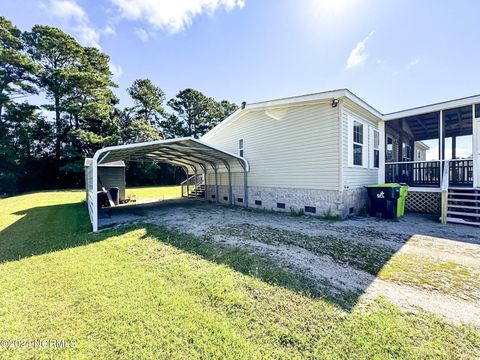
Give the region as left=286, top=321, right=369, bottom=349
left=85, top=137, right=249, bottom=232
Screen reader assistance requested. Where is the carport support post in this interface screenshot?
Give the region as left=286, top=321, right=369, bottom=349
left=214, top=165, right=219, bottom=203
left=194, top=168, right=198, bottom=200
left=92, top=155, right=99, bottom=232
left=225, top=162, right=233, bottom=205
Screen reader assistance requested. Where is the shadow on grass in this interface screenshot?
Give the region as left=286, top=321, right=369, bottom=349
left=1, top=200, right=399, bottom=311
left=0, top=202, right=131, bottom=264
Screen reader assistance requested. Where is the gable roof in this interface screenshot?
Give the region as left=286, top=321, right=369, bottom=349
left=202, top=89, right=382, bottom=140
left=202, top=89, right=480, bottom=141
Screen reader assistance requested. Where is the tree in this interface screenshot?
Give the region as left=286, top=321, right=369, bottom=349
left=24, top=25, right=84, bottom=165
left=118, top=107, right=162, bottom=144
left=167, top=88, right=238, bottom=138
left=62, top=46, right=120, bottom=173
left=127, top=79, right=166, bottom=128
left=0, top=16, right=37, bottom=122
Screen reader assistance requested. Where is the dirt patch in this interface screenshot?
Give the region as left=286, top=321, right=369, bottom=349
left=105, top=202, right=480, bottom=326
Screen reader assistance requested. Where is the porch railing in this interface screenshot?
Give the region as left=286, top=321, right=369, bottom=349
left=385, top=159, right=473, bottom=187
left=181, top=174, right=204, bottom=198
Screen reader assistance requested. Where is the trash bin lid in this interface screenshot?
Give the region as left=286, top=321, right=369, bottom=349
left=365, top=183, right=401, bottom=188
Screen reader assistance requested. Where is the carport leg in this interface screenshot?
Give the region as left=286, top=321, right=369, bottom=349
left=227, top=165, right=233, bottom=205
left=194, top=168, right=198, bottom=200
left=214, top=166, right=219, bottom=204
left=243, top=167, right=248, bottom=207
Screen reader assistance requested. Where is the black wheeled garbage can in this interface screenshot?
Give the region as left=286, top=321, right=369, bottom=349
left=365, top=184, right=401, bottom=219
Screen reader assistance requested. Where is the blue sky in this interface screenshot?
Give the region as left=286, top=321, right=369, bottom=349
left=2, top=0, right=480, bottom=114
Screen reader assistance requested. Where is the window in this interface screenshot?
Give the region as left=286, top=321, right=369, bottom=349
left=223, top=196, right=228, bottom=201
left=238, top=138, right=244, bottom=157
left=475, top=103, right=480, bottom=119
left=417, top=150, right=422, bottom=160
left=402, top=143, right=411, bottom=162
left=211, top=194, right=215, bottom=199
left=237, top=197, right=243, bottom=203
left=372, top=129, right=379, bottom=168
left=353, top=121, right=364, bottom=166
left=386, top=135, right=394, bottom=162
left=276, top=202, right=285, bottom=209
left=255, top=200, right=262, bottom=206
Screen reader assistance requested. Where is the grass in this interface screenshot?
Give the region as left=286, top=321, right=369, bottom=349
left=379, top=254, right=480, bottom=302
left=125, top=185, right=181, bottom=201
left=0, top=189, right=479, bottom=359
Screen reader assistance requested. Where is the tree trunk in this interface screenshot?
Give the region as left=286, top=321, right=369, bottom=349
left=55, top=96, right=61, bottom=173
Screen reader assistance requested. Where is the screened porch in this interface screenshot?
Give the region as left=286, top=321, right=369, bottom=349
left=384, top=101, right=480, bottom=188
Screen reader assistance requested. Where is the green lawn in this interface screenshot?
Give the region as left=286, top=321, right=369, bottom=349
left=0, top=189, right=479, bottom=359
left=125, top=185, right=181, bottom=201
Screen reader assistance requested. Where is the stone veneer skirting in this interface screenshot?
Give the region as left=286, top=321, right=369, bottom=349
left=205, top=185, right=368, bottom=217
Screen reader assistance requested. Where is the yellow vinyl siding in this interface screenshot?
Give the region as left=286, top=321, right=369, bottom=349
left=203, top=102, right=340, bottom=190
left=342, top=99, right=381, bottom=188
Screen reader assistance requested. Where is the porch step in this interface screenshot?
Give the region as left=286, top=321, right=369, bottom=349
left=446, top=211, right=480, bottom=218
left=445, top=187, right=480, bottom=226
left=445, top=217, right=480, bottom=226
left=448, top=204, right=480, bottom=210
left=446, top=198, right=480, bottom=203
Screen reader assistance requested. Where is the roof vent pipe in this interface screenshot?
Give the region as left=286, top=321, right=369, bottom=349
left=241, top=101, right=246, bottom=109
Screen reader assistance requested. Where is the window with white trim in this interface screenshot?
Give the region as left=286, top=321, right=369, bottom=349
left=352, top=121, right=364, bottom=166
left=371, top=129, right=380, bottom=168
left=238, top=138, right=244, bottom=157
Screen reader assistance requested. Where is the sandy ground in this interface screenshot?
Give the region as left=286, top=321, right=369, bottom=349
left=100, top=201, right=480, bottom=325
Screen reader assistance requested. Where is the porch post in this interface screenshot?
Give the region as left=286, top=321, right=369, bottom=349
left=194, top=168, right=198, bottom=200
left=378, top=121, right=386, bottom=183
left=439, top=110, right=444, bottom=161
left=452, top=136, right=456, bottom=159
left=473, top=104, right=480, bottom=187
left=439, top=110, right=444, bottom=186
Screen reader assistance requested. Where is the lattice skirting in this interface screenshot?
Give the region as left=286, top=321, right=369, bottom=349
left=406, top=191, right=440, bottom=214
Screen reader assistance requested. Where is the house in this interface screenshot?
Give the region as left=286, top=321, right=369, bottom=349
left=202, top=89, right=479, bottom=224
left=86, top=89, right=480, bottom=231
left=414, top=141, right=430, bottom=161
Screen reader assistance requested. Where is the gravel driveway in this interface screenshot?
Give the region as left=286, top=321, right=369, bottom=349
left=101, top=200, right=480, bottom=325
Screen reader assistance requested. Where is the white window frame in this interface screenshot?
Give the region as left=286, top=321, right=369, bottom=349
left=348, top=115, right=368, bottom=168
left=238, top=138, right=244, bottom=157
left=370, top=128, right=380, bottom=169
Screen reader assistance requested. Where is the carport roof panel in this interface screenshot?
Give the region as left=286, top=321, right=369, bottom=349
left=93, top=137, right=249, bottom=171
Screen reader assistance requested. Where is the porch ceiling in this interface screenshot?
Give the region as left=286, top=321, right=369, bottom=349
left=390, top=105, right=473, bottom=141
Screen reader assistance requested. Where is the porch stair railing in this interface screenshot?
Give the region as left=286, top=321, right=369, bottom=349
left=181, top=174, right=205, bottom=200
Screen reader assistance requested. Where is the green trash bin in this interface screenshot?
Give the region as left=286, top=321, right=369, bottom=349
left=365, top=183, right=401, bottom=219
left=397, top=185, right=409, bottom=217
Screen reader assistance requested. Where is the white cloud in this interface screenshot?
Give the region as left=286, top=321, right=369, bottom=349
left=407, top=58, right=420, bottom=68
left=109, top=62, right=123, bottom=79
left=50, top=0, right=86, bottom=20
left=134, top=27, right=151, bottom=42
left=111, top=0, right=245, bottom=35
left=103, top=24, right=116, bottom=35
left=346, top=31, right=374, bottom=69
left=46, top=0, right=101, bottom=48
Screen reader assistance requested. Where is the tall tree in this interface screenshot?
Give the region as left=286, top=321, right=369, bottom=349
left=167, top=89, right=238, bottom=138
left=0, top=16, right=37, bottom=122
left=127, top=79, right=166, bottom=128
left=24, top=25, right=83, bottom=165
left=62, top=46, right=119, bottom=173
